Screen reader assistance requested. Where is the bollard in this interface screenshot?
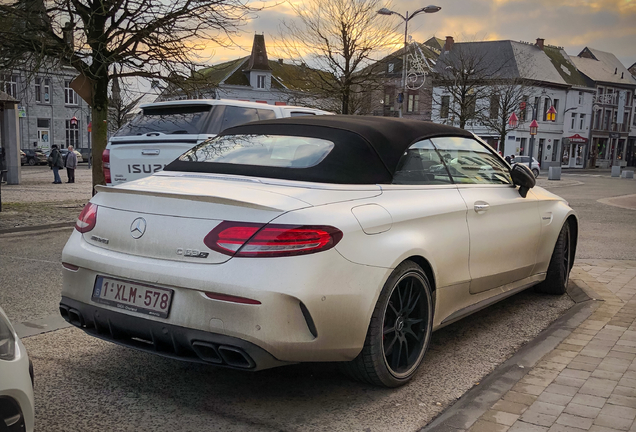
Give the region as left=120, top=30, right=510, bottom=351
left=611, top=166, right=621, bottom=177
left=548, top=166, right=561, bottom=180
left=621, top=170, right=634, bottom=179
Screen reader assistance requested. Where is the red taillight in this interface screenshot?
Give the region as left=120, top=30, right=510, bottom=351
left=203, top=292, right=261, bottom=305
left=62, top=262, right=79, bottom=271
left=75, top=203, right=98, bottom=233
left=204, top=221, right=343, bottom=258
left=102, top=149, right=111, bottom=184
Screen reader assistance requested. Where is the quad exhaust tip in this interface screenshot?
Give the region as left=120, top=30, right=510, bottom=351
left=192, top=341, right=255, bottom=369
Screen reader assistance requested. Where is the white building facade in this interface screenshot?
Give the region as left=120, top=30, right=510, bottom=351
left=431, top=39, right=596, bottom=169
left=1, top=65, right=90, bottom=152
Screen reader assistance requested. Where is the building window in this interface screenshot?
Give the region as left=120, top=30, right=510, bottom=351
left=520, top=137, right=527, bottom=155
left=466, top=95, right=476, bottom=119
left=603, top=110, right=611, bottom=130
left=552, top=139, right=559, bottom=161
left=490, top=94, right=500, bottom=119
left=440, top=95, right=450, bottom=118
left=388, top=63, right=394, bottom=73
left=256, top=75, right=266, bottom=89
left=579, top=114, right=585, bottom=130
left=519, top=96, right=528, bottom=121
left=65, top=119, right=79, bottom=147
left=578, top=91, right=583, bottom=105
left=1, top=74, right=18, bottom=98
left=64, top=80, right=78, bottom=105
left=553, top=99, right=559, bottom=122
left=407, top=94, right=419, bottom=113
left=571, top=113, right=576, bottom=130
left=35, top=77, right=51, bottom=103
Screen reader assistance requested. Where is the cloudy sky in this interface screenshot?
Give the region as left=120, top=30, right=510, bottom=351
left=205, top=0, right=635, bottom=69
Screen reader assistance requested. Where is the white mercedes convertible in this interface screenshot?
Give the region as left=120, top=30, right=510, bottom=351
left=60, top=116, right=577, bottom=387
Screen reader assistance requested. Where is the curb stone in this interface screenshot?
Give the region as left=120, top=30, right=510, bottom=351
left=421, top=280, right=600, bottom=432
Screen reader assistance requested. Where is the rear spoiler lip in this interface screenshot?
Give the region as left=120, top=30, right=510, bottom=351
left=94, top=185, right=290, bottom=212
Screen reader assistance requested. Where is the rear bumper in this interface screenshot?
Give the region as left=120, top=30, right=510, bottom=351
left=59, top=297, right=288, bottom=371
left=61, top=230, right=391, bottom=363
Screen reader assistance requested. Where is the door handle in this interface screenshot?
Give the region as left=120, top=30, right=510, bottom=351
left=141, top=149, right=160, bottom=155
left=474, top=202, right=490, bottom=213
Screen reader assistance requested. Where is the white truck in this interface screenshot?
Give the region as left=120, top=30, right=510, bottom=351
left=103, top=99, right=332, bottom=185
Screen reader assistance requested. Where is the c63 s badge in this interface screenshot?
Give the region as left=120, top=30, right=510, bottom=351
left=176, top=248, right=209, bottom=259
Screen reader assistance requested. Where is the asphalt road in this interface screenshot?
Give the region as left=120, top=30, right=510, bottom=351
left=0, top=172, right=634, bottom=431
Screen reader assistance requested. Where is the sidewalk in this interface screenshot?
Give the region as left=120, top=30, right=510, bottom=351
left=0, top=165, right=92, bottom=231
left=427, top=259, right=636, bottom=432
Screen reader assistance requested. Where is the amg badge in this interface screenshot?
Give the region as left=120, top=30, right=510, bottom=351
left=176, top=248, right=209, bottom=259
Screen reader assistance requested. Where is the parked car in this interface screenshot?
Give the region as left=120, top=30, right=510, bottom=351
left=511, top=156, right=540, bottom=177
left=20, top=150, right=27, bottom=165
left=78, top=148, right=91, bottom=163
left=60, top=149, right=84, bottom=164
left=22, top=149, right=48, bottom=166
left=60, top=116, right=577, bottom=388
left=0, top=306, right=35, bottom=432
left=103, top=99, right=333, bottom=186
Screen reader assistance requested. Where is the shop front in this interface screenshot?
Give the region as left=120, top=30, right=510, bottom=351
left=561, top=134, right=587, bottom=168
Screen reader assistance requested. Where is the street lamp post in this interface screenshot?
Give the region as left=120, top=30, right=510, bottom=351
left=378, top=5, right=441, bottom=118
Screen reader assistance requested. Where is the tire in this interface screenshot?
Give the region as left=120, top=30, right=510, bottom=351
left=28, top=158, right=36, bottom=166
left=532, top=168, right=539, bottom=178
left=341, top=261, right=433, bottom=387
left=535, top=222, right=572, bottom=295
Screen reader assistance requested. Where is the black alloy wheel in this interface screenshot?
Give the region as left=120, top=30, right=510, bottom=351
left=28, top=158, right=36, bottom=166
left=382, top=272, right=429, bottom=378
left=341, top=261, right=433, bottom=387
left=532, top=168, right=539, bottom=178
left=535, top=222, right=572, bottom=295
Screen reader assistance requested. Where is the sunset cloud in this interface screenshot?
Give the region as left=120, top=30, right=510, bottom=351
left=194, top=0, right=635, bottom=69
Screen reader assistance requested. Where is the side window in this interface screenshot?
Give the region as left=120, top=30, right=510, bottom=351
left=430, top=137, right=512, bottom=185
left=257, top=109, right=277, bottom=120
left=221, top=106, right=260, bottom=130
left=392, top=139, right=452, bottom=185
left=290, top=111, right=317, bottom=117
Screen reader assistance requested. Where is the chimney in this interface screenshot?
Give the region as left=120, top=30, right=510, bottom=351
left=444, top=36, right=454, bottom=52
left=535, top=38, right=544, bottom=50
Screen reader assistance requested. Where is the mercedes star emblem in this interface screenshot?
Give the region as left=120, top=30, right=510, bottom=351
left=130, top=217, right=147, bottom=239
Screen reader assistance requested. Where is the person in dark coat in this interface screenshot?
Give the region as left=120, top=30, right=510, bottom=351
left=65, top=145, right=78, bottom=183
left=49, top=145, right=63, bottom=184
left=505, top=155, right=512, bottom=164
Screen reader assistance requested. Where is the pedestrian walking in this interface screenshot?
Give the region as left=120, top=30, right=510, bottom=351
left=65, top=145, right=78, bottom=183
left=48, top=145, right=63, bottom=184
left=505, top=155, right=512, bottom=164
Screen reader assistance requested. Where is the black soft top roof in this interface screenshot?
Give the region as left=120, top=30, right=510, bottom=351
left=165, top=115, right=474, bottom=184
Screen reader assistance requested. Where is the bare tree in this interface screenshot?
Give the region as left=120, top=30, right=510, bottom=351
left=0, top=0, right=256, bottom=188
left=275, top=0, right=400, bottom=114
left=108, top=73, right=144, bottom=136
left=433, top=41, right=517, bottom=129
left=476, top=79, right=531, bottom=152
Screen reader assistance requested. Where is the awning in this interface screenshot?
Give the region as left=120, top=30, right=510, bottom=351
left=566, top=134, right=588, bottom=143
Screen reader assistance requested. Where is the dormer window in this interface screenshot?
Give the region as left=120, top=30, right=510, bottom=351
left=388, top=63, right=394, bottom=73
left=257, top=75, right=266, bottom=89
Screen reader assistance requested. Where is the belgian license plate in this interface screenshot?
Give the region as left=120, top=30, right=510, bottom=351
left=92, top=276, right=173, bottom=318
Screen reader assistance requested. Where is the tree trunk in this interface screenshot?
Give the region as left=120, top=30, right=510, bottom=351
left=341, top=87, right=350, bottom=115
left=91, top=76, right=109, bottom=192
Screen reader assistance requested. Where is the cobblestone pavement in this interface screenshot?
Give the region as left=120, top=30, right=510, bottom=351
left=464, top=259, right=636, bottom=432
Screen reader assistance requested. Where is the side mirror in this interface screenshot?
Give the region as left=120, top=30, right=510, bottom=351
left=510, top=163, right=536, bottom=198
